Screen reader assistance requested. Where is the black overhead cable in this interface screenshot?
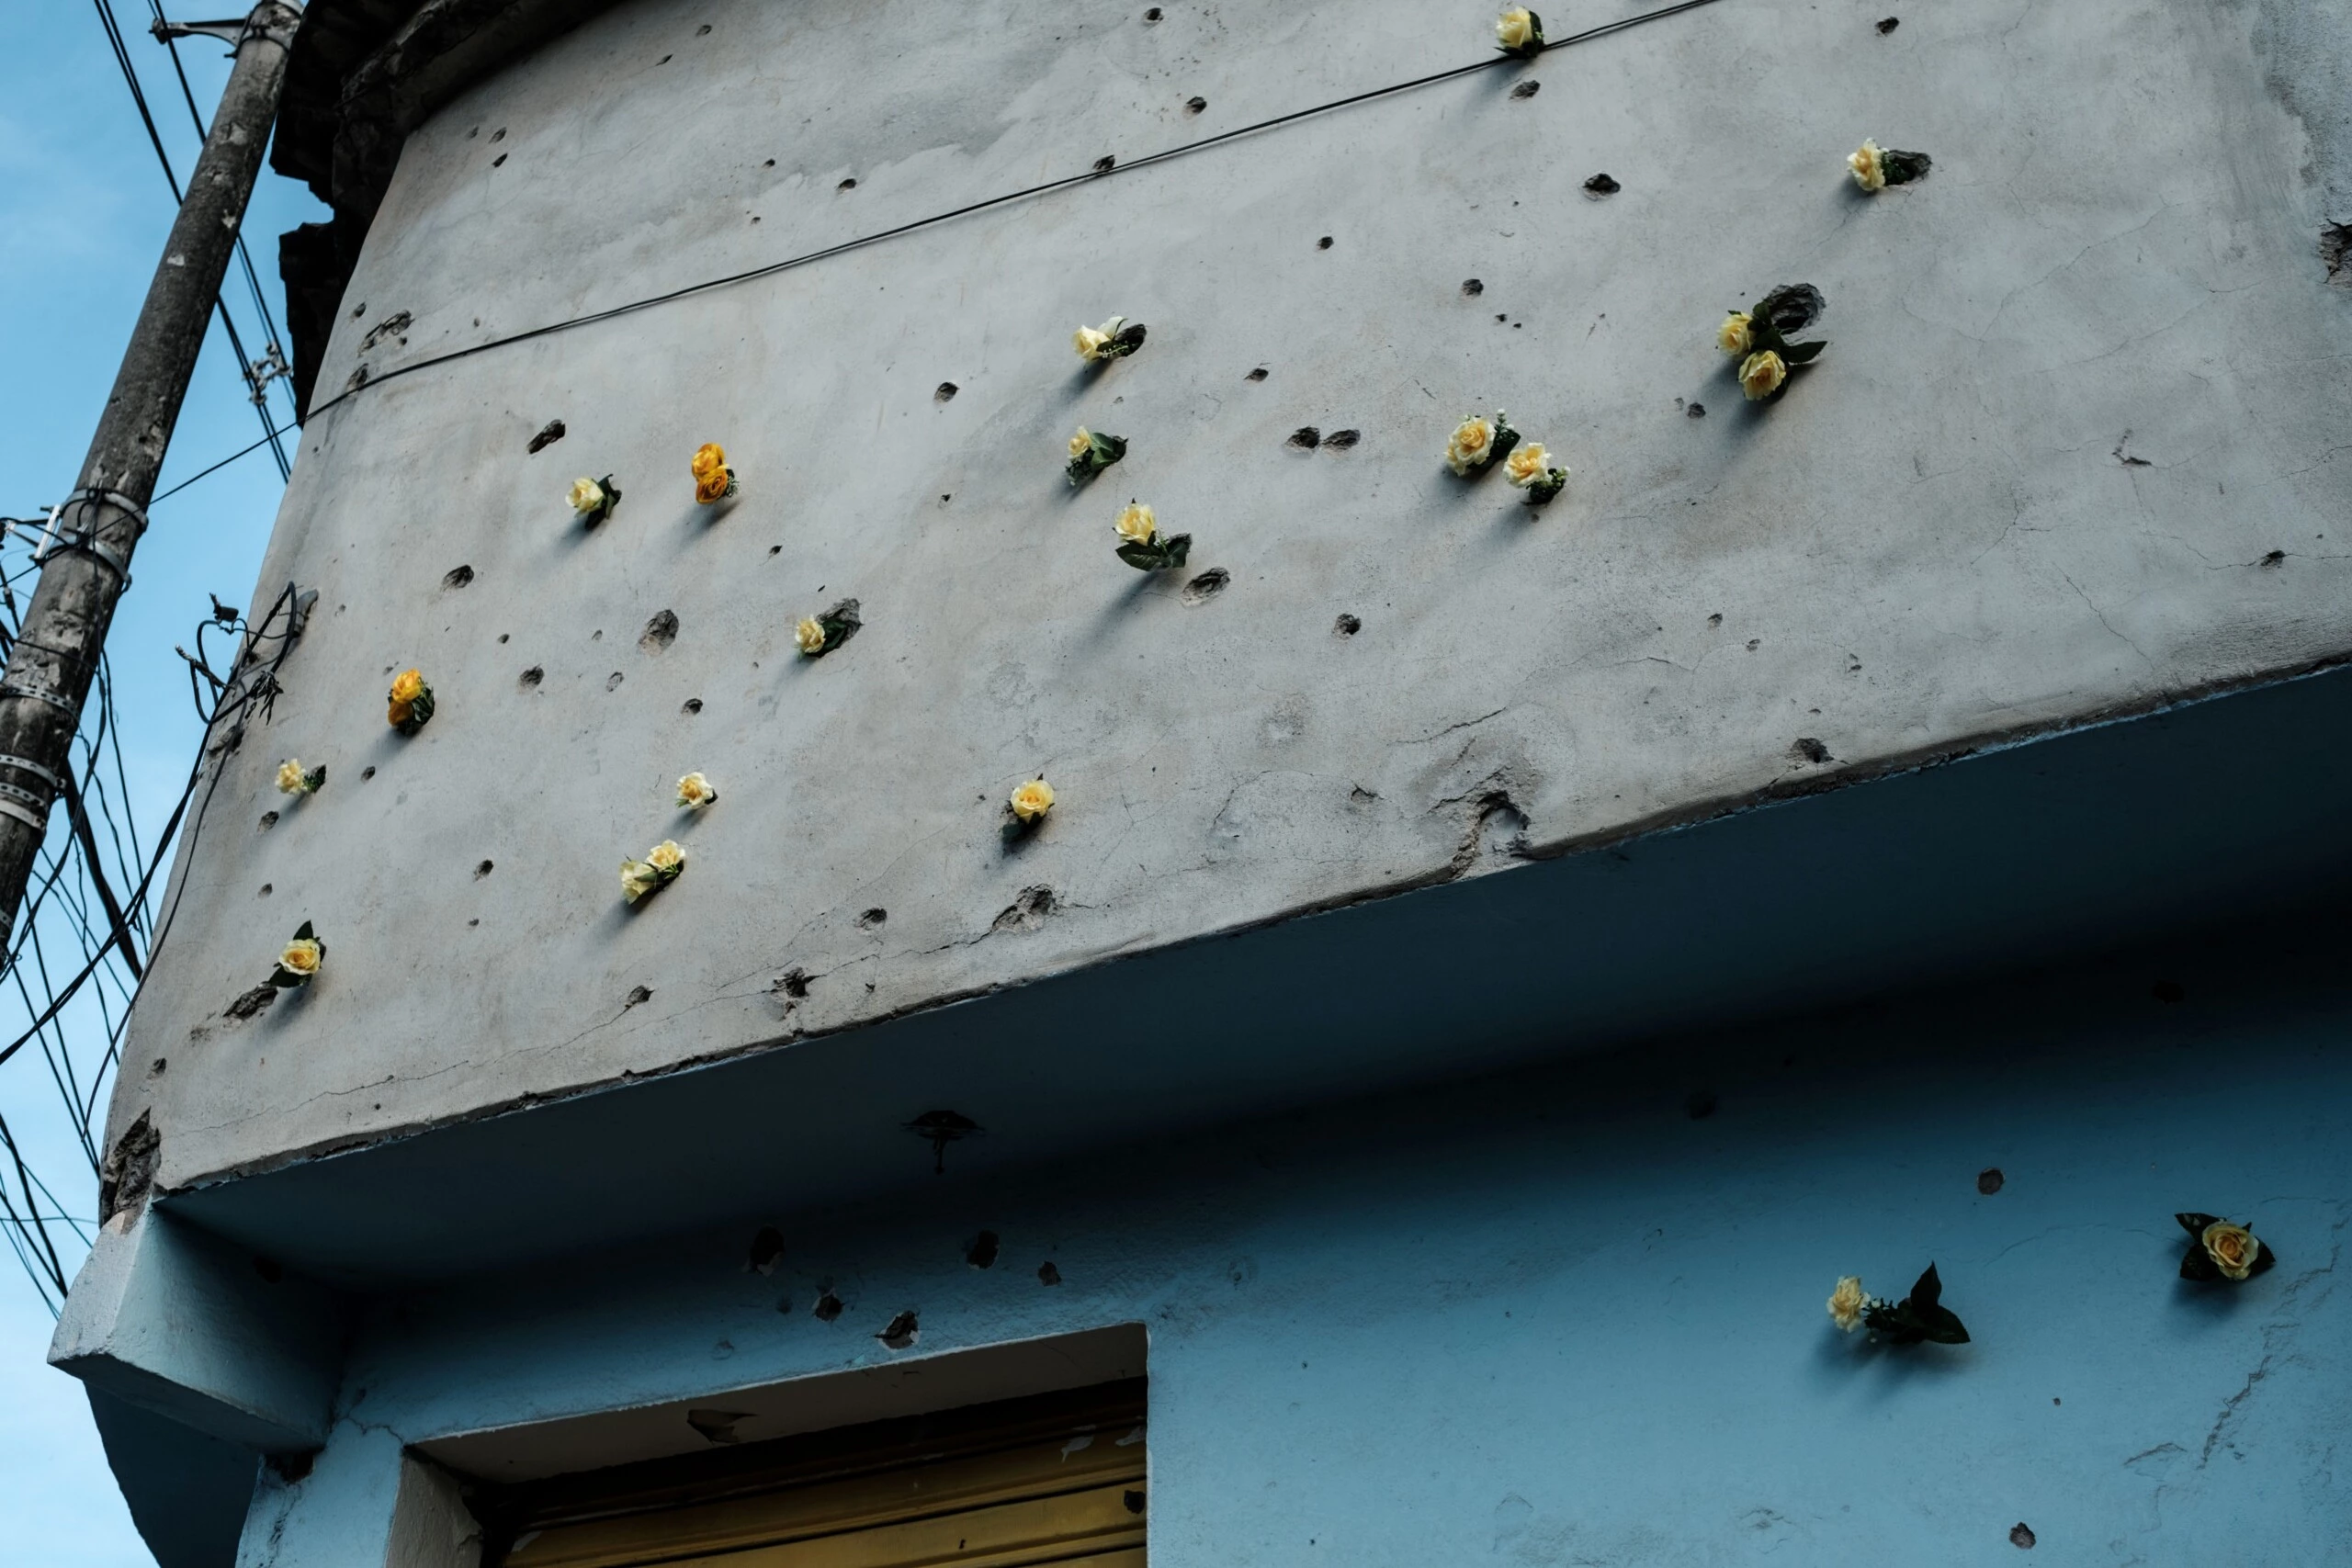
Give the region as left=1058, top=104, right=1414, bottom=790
left=305, top=0, right=1735, bottom=423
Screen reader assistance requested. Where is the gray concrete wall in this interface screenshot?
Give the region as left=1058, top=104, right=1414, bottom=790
left=233, top=938, right=2352, bottom=1563
left=114, top=0, right=2352, bottom=1185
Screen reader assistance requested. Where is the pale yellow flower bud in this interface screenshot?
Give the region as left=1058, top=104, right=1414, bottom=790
left=1497, top=7, right=1536, bottom=51
left=1010, top=778, right=1056, bottom=822
left=676, top=772, right=717, bottom=809
left=277, top=760, right=309, bottom=795
left=796, top=616, right=827, bottom=656
left=1445, top=415, right=1496, bottom=476
left=1717, top=310, right=1753, bottom=355
left=1849, top=139, right=1886, bottom=193
left=1070, top=428, right=1093, bottom=460
left=1505, top=443, right=1550, bottom=487
left=1739, top=350, right=1788, bottom=400
left=567, top=477, right=605, bottom=513
left=277, top=938, right=322, bottom=978
left=1828, top=1275, right=1867, bottom=1332
left=1114, top=502, right=1157, bottom=545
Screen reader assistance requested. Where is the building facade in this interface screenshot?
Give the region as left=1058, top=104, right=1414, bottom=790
left=49, top=1, right=2352, bottom=1563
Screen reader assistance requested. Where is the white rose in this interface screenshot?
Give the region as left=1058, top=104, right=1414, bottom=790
left=1497, top=8, right=1536, bottom=51
left=568, top=477, right=605, bottom=513
left=1114, top=502, right=1157, bottom=545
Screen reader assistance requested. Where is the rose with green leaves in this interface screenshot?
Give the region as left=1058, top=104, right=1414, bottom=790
left=1067, top=427, right=1128, bottom=485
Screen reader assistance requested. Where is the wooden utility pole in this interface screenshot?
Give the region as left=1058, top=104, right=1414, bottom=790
left=0, top=2, right=300, bottom=947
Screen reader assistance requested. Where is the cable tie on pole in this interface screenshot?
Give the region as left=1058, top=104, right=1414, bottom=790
left=35, top=491, right=142, bottom=586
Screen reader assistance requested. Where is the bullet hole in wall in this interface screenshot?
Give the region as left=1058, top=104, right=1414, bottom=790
left=1317, top=235, right=1333, bottom=250
left=683, top=697, right=704, bottom=714
left=639, top=610, right=680, bottom=653
left=606, top=671, right=625, bottom=692
left=526, top=419, right=566, bottom=453
left=1582, top=173, right=1621, bottom=197
left=2152, top=979, right=2186, bottom=1005
left=1687, top=401, right=1706, bottom=418
left=696, top=22, right=712, bottom=34
left=1185, top=96, right=1206, bottom=114
left=442, top=564, right=474, bottom=590
left=498, top=633, right=509, bottom=643
left=1144, top=6, right=1161, bottom=19
left=520, top=666, right=543, bottom=689
left=1245, top=367, right=1268, bottom=381
left=258, top=811, right=277, bottom=832
left=1461, top=278, right=1484, bottom=296
left=623, top=985, right=651, bottom=1009
left=1707, top=613, right=1723, bottom=626
left=474, top=860, right=493, bottom=879
left=1685, top=1089, right=1718, bottom=1120
left=150, top=1057, right=165, bottom=1077
left=2009, top=1522, right=2036, bottom=1549
left=490, top=128, right=505, bottom=142
left=257, top=884, right=271, bottom=897
left=907, top=1109, right=981, bottom=1174
left=1877, top=16, right=1900, bottom=33
left=1124, top=1490, right=1146, bottom=1515
left=656, top=54, right=672, bottom=64
left=226, top=985, right=277, bottom=1021
left=857, top=907, right=888, bottom=928
left=1323, top=428, right=1359, bottom=449
left=268, top=1451, right=313, bottom=1484
left=935, top=382, right=958, bottom=402
left=492, top=153, right=507, bottom=167
left=1287, top=426, right=1321, bottom=449
left=777, top=968, right=810, bottom=998
left=1182, top=569, right=1229, bottom=605
left=748, top=1225, right=785, bottom=1274
left=992, top=886, right=1057, bottom=932
left=2324, top=222, right=2352, bottom=282
left=2261, top=549, right=2285, bottom=569
left=877, top=1311, right=920, bottom=1349
left=361, top=766, right=376, bottom=780
left=813, top=1291, right=843, bottom=1322
left=768, top=545, right=782, bottom=556
left=1978, top=1168, right=2006, bottom=1195
left=1334, top=613, right=1361, bottom=637
left=1511, top=79, right=1540, bottom=98
left=1790, top=737, right=1832, bottom=764
left=966, top=1230, right=1001, bottom=1269
left=1038, top=1261, right=1062, bottom=1286
left=1093, top=154, right=1116, bottom=174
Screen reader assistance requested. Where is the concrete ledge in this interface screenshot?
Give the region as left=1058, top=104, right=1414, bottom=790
left=51, top=1205, right=341, bottom=1454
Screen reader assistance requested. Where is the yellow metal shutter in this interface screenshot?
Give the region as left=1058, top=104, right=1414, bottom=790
left=492, top=1382, right=1146, bottom=1568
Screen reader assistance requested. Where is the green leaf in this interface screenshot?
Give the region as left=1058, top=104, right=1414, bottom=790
left=2176, top=1212, right=2220, bottom=1236
left=1914, top=1304, right=1971, bottom=1344
left=1487, top=429, right=1521, bottom=469
left=294, top=920, right=314, bottom=941
left=270, top=970, right=303, bottom=988
left=1116, top=542, right=1160, bottom=570
left=1161, top=533, right=1193, bottom=569
left=2178, top=1245, right=2222, bottom=1282
left=1781, top=340, right=1828, bottom=366
left=2249, top=1241, right=2279, bottom=1279
left=1909, top=1263, right=1943, bottom=1313
left=1094, top=433, right=1128, bottom=462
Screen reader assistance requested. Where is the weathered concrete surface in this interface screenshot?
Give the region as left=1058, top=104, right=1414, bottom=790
left=111, top=0, right=2352, bottom=1186
left=232, top=932, right=2352, bottom=1564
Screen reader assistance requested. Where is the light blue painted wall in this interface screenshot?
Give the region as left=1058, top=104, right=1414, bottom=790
left=250, top=928, right=2351, bottom=1563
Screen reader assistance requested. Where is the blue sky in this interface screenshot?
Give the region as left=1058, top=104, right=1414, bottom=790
left=0, top=6, right=325, bottom=1561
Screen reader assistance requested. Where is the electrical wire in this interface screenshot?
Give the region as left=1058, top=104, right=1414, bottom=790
left=304, top=0, right=1733, bottom=423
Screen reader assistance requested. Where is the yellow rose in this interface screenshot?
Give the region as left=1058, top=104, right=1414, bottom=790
left=567, top=477, right=605, bottom=513
left=695, top=468, right=734, bottom=504
left=1114, top=502, right=1157, bottom=546
left=1717, top=310, right=1753, bottom=355
left=2202, top=1221, right=2259, bottom=1281
left=1445, top=415, right=1495, bottom=476
left=277, top=760, right=308, bottom=795
left=796, top=616, right=827, bottom=656
left=1497, top=7, right=1536, bottom=51
left=389, top=669, right=425, bottom=706
left=1070, top=428, right=1093, bottom=460
left=277, top=937, right=322, bottom=977
left=1739, top=350, right=1787, bottom=400
left=690, top=443, right=727, bottom=481
left=1827, top=1275, right=1867, bottom=1333
left=1849, top=139, right=1886, bottom=193
left=647, top=840, right=684, bottom=873
left=1505, top=442, right=1549, bottom=487
left=619, top=859, right=660, bottom=903
left=1010, top=778, right=1056, bottom=822
left=676, top=772, right=717, bottom=809
left=1072, top=325, right=1110, bottom=360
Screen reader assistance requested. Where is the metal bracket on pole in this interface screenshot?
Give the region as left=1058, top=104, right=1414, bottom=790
left=35, top=491, right=142, bottom=588
left=151, top=6, right=299, bottom=51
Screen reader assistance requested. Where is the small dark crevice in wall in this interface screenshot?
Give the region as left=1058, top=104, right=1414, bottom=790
left=965, top=1229, right=1000, bottom=1269
left=96, top=1111, right=161, bottom=1224
left=746, top=1225, right=784, bottom=1274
